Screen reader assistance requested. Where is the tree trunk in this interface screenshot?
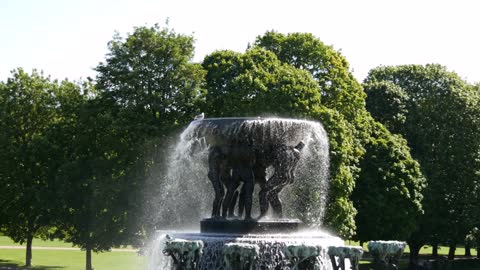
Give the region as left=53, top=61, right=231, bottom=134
left=448, top=243, right=456, bottom=260
left=477, top=246, right=480, bottom=259
left=408, top=241, right=422, bottom=269
left=25, top=235, right=33, bottom=267
left=465, top=242, right=471, bottom=257
left=86, top=246, right=93, bottom=270
left=432, top=242, right=438, bottom=257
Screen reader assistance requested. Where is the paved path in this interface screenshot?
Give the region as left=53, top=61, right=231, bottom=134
left=0, top=245, right=138, bottom=252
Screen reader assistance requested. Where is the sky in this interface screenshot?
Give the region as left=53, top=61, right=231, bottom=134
left=1, top=0, right=479, bottom=83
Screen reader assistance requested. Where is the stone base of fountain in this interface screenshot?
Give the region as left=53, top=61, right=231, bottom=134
left=154, top=231, right=345, bottom=270
left=200, top=218, right=304, bottom=234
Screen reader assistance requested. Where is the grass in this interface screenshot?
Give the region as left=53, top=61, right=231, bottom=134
left=0, top=237, right=75, bottom=248
left=0, top=236, right=146, bottom=270
left=0, top=249, right=146, bottom=270
left=0, top=236, right=134, bottom=250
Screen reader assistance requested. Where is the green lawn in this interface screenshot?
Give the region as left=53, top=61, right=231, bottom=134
left=0, top=236, right=147, bottom=270
left=0, top=236, right=135, bottom=250
left=0, top=236, right=75, bottom=248
left=0, top=249, right=146, bottom=270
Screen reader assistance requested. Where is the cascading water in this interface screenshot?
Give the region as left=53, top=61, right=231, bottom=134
left=147, top=117, right=347, bottom=270
left=155, top=118, right=330, bottom=228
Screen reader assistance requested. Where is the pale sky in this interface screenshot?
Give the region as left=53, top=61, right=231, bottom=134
left=1, top=0, right=479, bottom=83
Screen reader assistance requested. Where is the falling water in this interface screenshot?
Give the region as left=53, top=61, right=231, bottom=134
left=153, top=117, right=330, bottom=229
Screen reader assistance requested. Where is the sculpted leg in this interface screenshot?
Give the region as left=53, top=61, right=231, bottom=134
left=259, top=187, right=270, bottom=218
left=222, top=174, right=240, bottom=218
left=228, top=190, right=239, bottom=217
left=209, top=173, right=225, bottom=218
left=208, top=147, right=226, bottom=218
left=268, top=183, right=287, bottom=218
left=240, top=169, right=255, bottom=220
left=238, top=185, right=246, bottom=218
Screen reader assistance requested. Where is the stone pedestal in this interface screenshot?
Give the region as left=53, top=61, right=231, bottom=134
left=200, top=218, right=304, bottom=234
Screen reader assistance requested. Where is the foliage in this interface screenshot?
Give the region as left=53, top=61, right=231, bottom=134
left=95, top=23, right=206, bottom=135
left=254, top=31, right=366, bottom=121
left=203, top=48, right=322, bottom=117
left=53, top=99, right=136, bottom=250
left=365, top=64, right=480, bottom=259
left=253, top=32, right=425, bottom=240
left=311, top=108, right=358, bottom=237
left=364, top=81, right=409, bottom=135
left=250, top=32, right=370, bottom=237
left=203, top=48, right=326, bottom=221
left=352, top=121, right=425, bottom=242
left=0, top=69, right=82, bottom=266
left=202, top=44, right=363, bottom=236
left=94, top=24, right=207, bottom=242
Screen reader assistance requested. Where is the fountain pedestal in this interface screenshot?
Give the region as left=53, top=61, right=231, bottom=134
left=200, top=218, right=304, bottom=234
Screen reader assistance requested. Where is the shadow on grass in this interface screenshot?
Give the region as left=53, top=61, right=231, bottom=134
left=0, top=259, right=65, bottom=270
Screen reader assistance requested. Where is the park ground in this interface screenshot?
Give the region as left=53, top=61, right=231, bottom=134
left=0, top=236, right=146, bottom=270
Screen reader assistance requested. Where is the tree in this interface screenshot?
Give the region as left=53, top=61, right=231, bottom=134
left=53, top=95, right=144, bottom=270
left=92, top=24, right=206, bottom=260
left=254, top=31, right=366, bottom=121
left=251, top=32, right=371, bottom=237
left=202, top=47, right=360, bottom=236
left=351, top=121, right=425, bottom=242
left=253, top=32, right=425, bottom=240
left=79, top=25, right=205, bottom=266
left=364, top=81, right=409, bottom=135
left=203, top=48, right=321, bottom=117
left=0, top=69, right=79, bottom=266
left=365, top=64, right=480, bottom=262
left=95, top=23, right=205, bottom=136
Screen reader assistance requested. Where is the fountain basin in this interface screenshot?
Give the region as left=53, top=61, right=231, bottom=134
left=157, top=230, right=344, bottom=270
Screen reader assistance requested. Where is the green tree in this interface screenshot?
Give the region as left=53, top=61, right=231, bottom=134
left=365, top=64, right=480, bottom=262
left=0, top=69, right=80, bottom=266
left=202, top=47, right=360, bottom=236
left=253, top=32, right=425, bottom=240
left=351, top=121, right=425, bottom=242
left=252, top=32, right=369, bottom=237
left=364, top=81, right=409, bottom=135
left=93, top=24, right=206, bottom=251
left=95, top=23, right=205, bottom=136
left=203, top=48, right=321, bottom=117
left=53, top=95, right=144, bottom=270
left=254, top=31, right=366, bottom=121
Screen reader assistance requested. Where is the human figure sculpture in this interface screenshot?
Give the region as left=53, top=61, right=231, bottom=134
left=259, top=141, right=304, bottom=218
left=207, top=140, right=305, bottom=221
left=208, top=144, right=256, bottom=220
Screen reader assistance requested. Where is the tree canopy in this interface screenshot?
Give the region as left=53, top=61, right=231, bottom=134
left=0, top=69, right=84, bottom=266
left=365, top=64, right=480, bottom=260
left=251, top=32, right=425, bottom=239
left=351, top=121, right=425, bottom=242
left=95, top=24, right=205, bottom=134
left=254, top=31, right=366, bottom=121
left=200, top=32, right=425, bottom=239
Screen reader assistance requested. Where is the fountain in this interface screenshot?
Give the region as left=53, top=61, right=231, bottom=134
left=149, top=117, right=355, bottom=269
